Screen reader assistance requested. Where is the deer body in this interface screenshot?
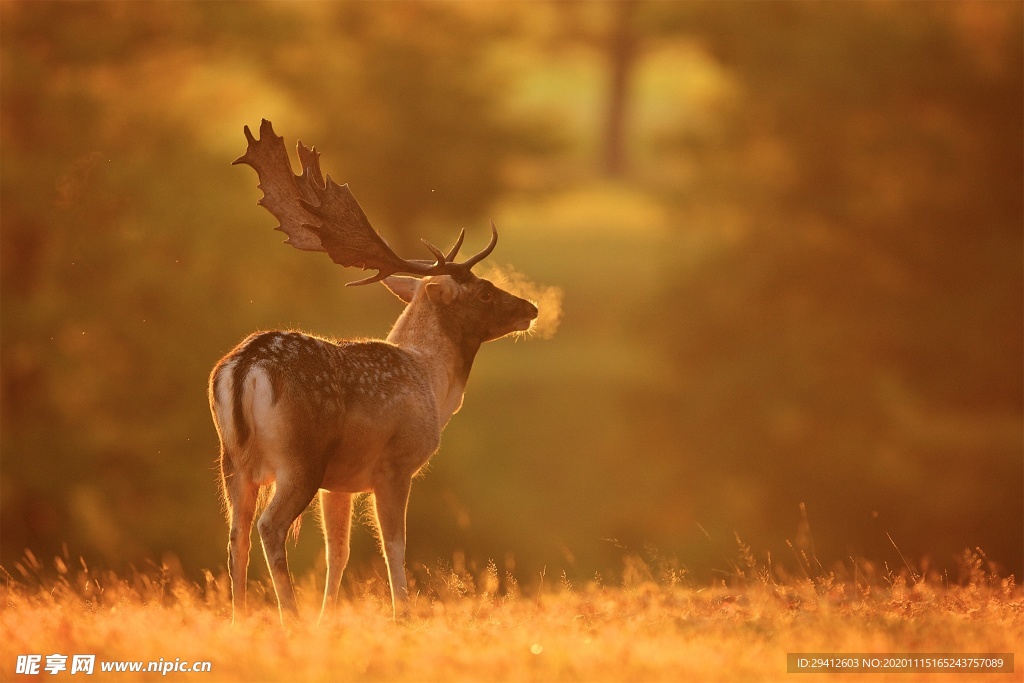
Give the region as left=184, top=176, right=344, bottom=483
left=211, top=120, right=536, bottom=624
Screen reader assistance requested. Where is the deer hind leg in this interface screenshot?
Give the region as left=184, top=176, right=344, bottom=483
left=221, top=453, right=258, bottom=624
left=373, top=474, right=413, bottom=620
left=257, top=473, right=319, bottom=622
left=318, top=490, right=353, bottom=624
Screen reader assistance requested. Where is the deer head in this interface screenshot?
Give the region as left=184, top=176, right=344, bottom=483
left=382, top=272, right=538, bottom=344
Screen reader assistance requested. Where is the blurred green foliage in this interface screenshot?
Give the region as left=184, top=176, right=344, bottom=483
left=1, top=1, right=1020, bottom=582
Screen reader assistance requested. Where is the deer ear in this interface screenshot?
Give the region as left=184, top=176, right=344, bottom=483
left=381, top=275, right=421, bottom=303
left=425, top=280, right=457, bottom=305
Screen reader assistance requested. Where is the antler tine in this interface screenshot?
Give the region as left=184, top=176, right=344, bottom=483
left=444, top=229, right=466, bottom=262
left=459, top=220, right=499, bottom=269
left=420, top=239, right=448, bottom=266
left=345, top=270, right=393, bottom=287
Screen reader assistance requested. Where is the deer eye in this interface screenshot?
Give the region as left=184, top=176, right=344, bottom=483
left=478, top=289, right=493, bottom=302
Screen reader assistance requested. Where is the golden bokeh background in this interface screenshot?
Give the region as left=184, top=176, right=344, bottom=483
left=2, top=1, right=1020, bottom=583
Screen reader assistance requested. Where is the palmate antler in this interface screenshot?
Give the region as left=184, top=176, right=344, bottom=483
left=233, top=119, right=496, bottom=285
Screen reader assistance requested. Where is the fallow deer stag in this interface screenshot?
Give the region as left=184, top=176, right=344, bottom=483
left=209, top=119, right=538, bottom=623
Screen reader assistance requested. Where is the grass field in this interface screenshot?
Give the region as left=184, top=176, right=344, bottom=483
left=2, top=548, right=1020, bottom=683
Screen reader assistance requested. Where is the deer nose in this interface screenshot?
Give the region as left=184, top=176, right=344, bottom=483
left=526, top=301, right=539, bottom=319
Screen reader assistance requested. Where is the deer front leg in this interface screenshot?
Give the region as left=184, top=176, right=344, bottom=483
left=373, top=475, right=412, bottom=620
left=318, top=489, right=353, bottom=624
left=257, top=475, right=319, bottom=623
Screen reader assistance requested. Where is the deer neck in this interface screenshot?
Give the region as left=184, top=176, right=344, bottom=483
left=386, top=299, right=481, bottom=426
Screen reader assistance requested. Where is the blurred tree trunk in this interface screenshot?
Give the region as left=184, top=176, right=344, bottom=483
left=602, top=0, right=638, bottom=177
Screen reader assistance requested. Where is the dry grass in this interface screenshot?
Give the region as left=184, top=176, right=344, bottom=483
left=1, top=549, right=1021, bottom=683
